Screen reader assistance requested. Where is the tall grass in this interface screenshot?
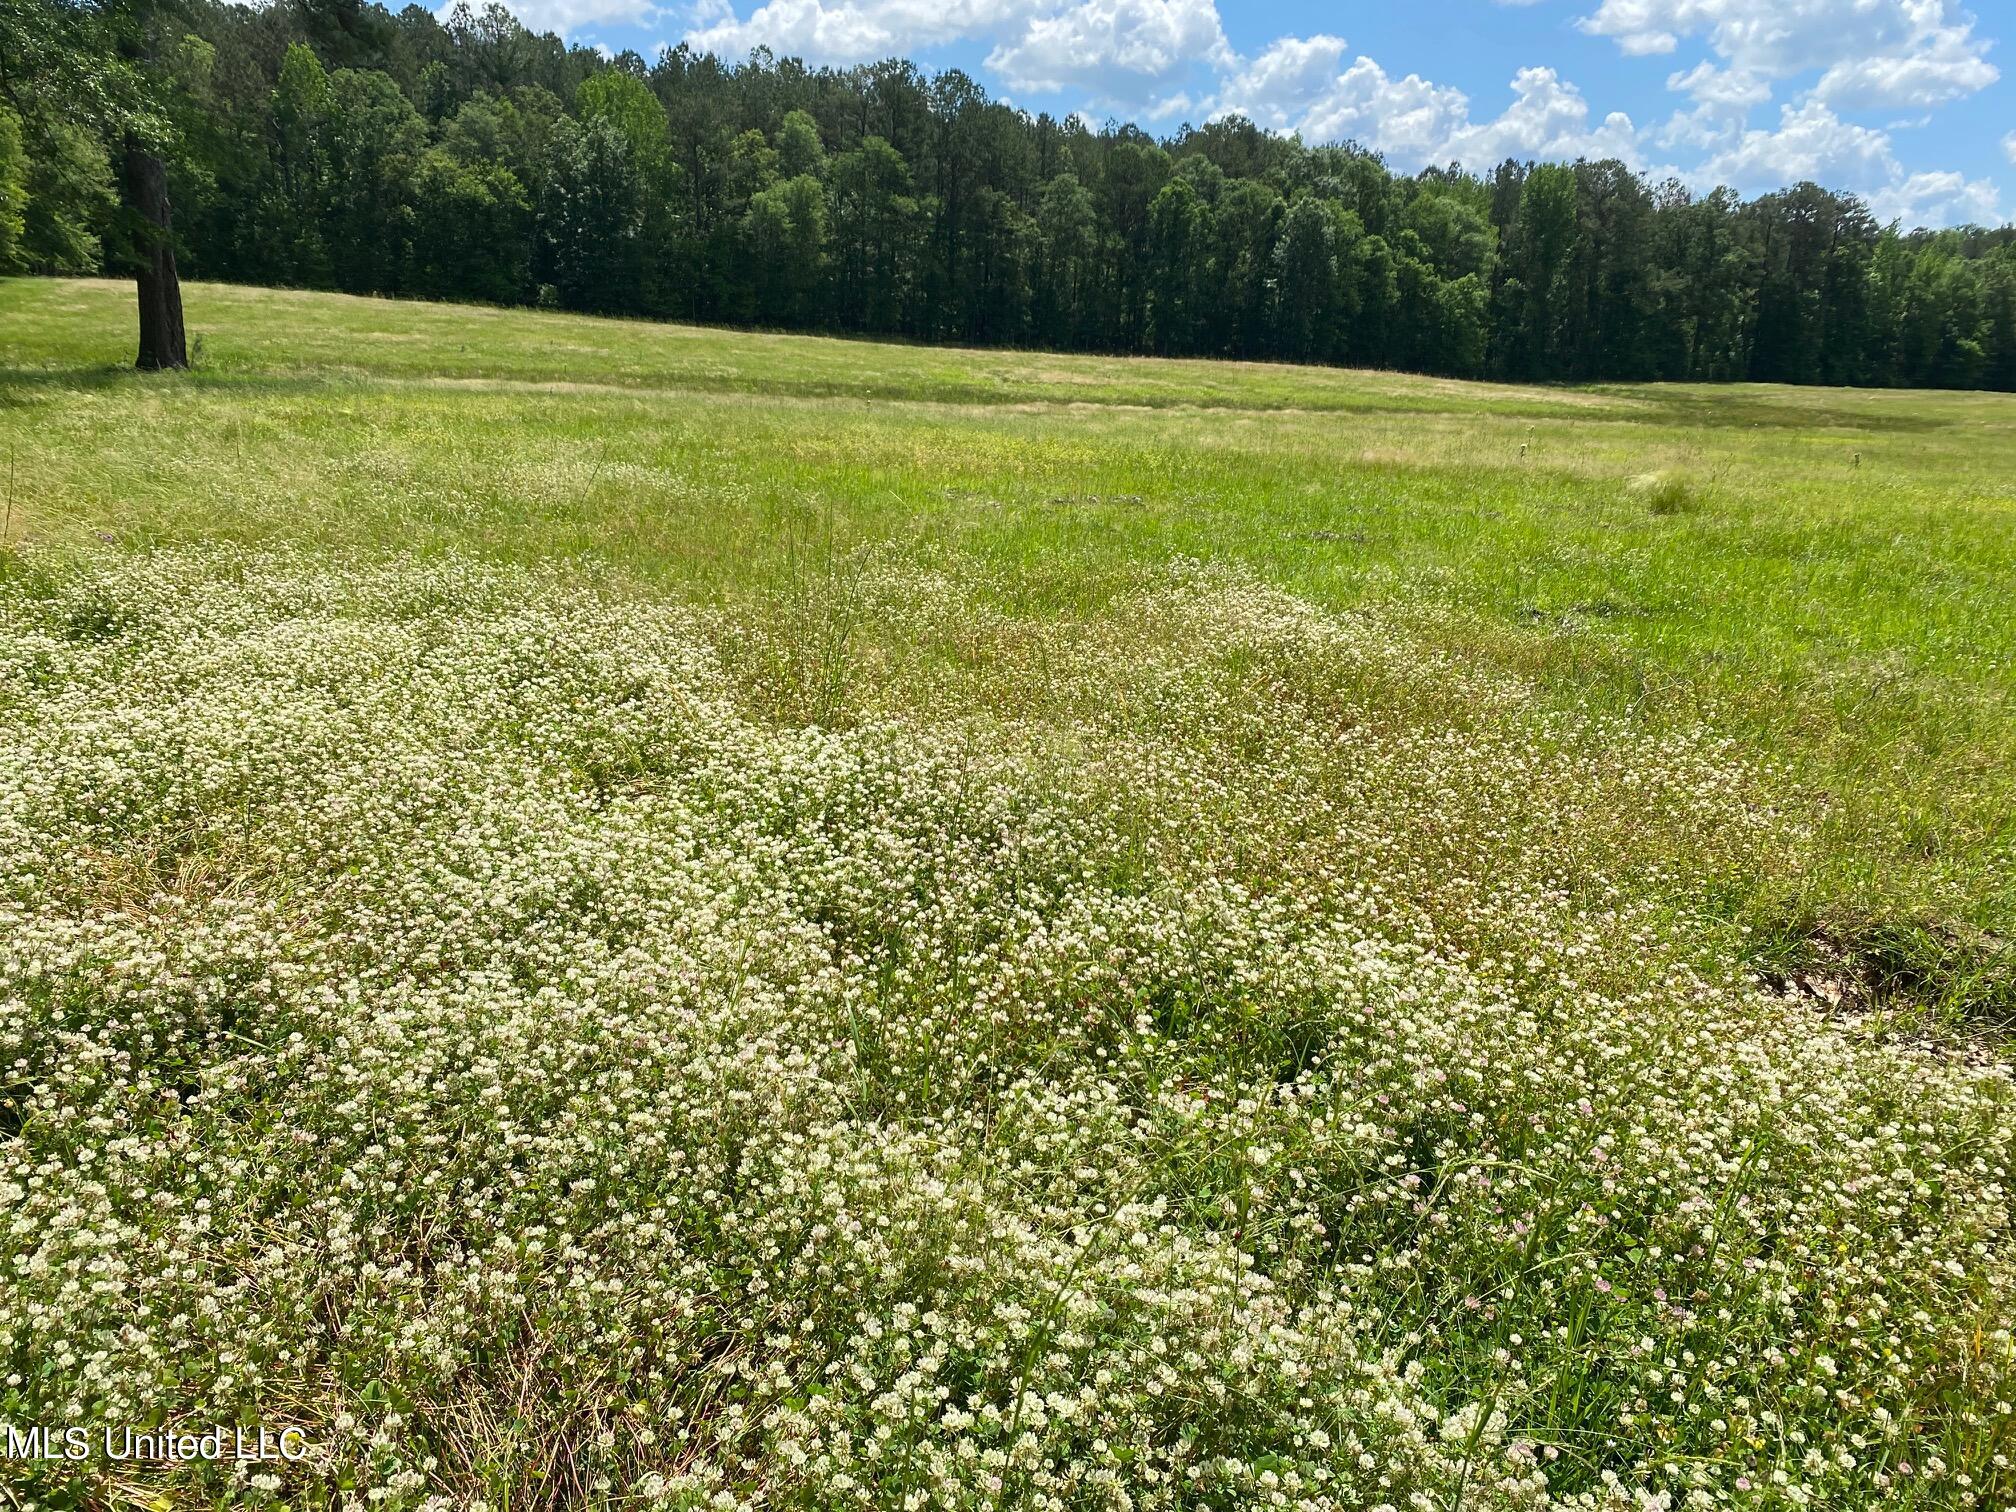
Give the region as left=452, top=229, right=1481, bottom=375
left=1, top=279, right=2013, bottom=1507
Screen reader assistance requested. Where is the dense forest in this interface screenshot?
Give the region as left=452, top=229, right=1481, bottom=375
left=6, top=0, right=2016, bottom=389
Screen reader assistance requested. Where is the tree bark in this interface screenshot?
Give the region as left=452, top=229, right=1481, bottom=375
left=123, top=136, right=188, bottom=371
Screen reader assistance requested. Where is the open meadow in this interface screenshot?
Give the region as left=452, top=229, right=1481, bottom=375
left=2, top=277, right=2014, bottom=1509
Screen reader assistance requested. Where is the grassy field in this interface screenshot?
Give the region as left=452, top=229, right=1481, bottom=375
left=2, top=277, right=2014, bottom=1509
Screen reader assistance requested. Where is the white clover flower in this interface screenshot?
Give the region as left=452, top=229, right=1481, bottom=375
left=0, top=550, right=2008, bottom=1510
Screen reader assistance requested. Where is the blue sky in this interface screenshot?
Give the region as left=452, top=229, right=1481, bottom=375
left=507, top=0, right=2013, bottom=227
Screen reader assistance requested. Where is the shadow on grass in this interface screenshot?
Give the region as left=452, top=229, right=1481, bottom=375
left=0, top=364, right=357, bottom=409
left=0, top=363, right=142, bottom=403
left=1637, top=389, right=1961, bottom=434
left=1745, top=910, right=2015, bottom=1035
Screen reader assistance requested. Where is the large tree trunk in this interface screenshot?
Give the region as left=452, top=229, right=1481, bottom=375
left=123, top=136, right=188, bottom=371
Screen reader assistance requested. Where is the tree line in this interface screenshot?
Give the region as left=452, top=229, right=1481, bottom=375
left=6, top=0, right=2016, bottom=389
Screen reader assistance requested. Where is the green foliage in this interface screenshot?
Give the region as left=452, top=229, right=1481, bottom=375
left=265, top=43, right=332, bottom=280
left=829, top=134, right=920, bottom=331
left=575, top=67, right=670, bottom=190
left=1272, top=195, right=1347, bottom=361
left=411, top=146, right=527, bottom=301
left=1501, top=162, right=1578, bottom=377
left=1403, top=188, right=1495, bottom=282
left=744, top=170, right=827, bottom=325
left=1034, top=169, right=1096, bottom=345
left=0, top=0, right=165, bottom=143
left=539, top=113, right=643, bottom=313
left=0, top=106, right=24, bottom=271
left=1145, top=173, right=1207, bottom=354
left=774, top=106, right=822, bottom=179
left=0, top=0, right=170, bottom=278
left=23, top=0, right=2015, bottom=390
left=323, top=69, right=428, bottom=292
left=15, top=117, right=116, bottom=272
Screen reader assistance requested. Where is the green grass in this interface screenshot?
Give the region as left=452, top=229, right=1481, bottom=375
left=5, top=276, right=2011, bottom=1014
left=4, top=277, right=2016, bottom=1510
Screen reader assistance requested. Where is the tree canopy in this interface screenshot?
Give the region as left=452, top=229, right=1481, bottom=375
left=6, top=0, right=2015, bottom=390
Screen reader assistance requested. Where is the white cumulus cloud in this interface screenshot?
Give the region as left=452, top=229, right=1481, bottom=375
left=1579, top=0, right=1998, bottom=109
left=1862, top=169, right=2000, bottom=225
left=1214, top=46, right=1644, bottom=174
left=985, top=0, right=1232, bottom=109
left=1442, top=66, right=1643, bottom=167
left=686, top=0, right=1045, bottom=64
left=1692, top=100, right=1900, bottom=189
left=1288, top=58, right=1474, bottom=164
left=1665, top=60, right=1769, bottom=111
left=1670, top=98, right=1995, bottom=225
left=1812, top=25, right=1998, bottom=109
left=467, top=0, right=667, bottom=38
left=1213, top=41, right=1470, bottom=164
left=1211, top=32, right=1352, bottom=122
left=684, top=0, right=1230, bottom=112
